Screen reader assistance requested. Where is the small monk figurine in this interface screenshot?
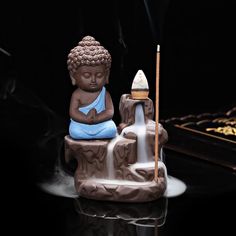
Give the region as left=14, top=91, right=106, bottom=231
left=67, top=36, right=117, bottom=139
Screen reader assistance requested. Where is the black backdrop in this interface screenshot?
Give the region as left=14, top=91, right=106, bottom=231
left=1, top=1, right=236, bottom=235
left=2, top=0, right=235, bottom=122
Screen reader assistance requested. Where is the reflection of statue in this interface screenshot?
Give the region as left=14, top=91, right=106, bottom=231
left=67, top=36, right=117, bottom=140
left=65, top=197, right=168, bottom=236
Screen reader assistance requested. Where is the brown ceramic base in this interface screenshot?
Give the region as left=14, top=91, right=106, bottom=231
left=75, top=174, right=166, bottom=203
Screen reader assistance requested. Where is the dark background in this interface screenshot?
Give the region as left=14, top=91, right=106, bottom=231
left=1, top=0, right=235, bottom=121
left=1, top=1, right=236, bottom=235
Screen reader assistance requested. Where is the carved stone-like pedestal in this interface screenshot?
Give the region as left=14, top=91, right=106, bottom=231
left=65, top=134, right=166, bottom=202
left=64, top=135, right=137, bottom=180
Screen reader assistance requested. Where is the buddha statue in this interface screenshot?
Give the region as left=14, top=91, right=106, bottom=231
left=67, top=36, right=117, bottom=140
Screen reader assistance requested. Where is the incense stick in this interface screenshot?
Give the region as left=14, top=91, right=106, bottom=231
left=154, top=45, right=160, bottom=182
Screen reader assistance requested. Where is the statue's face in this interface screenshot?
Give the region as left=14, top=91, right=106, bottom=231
left=72, top=65, right=108, bottom=92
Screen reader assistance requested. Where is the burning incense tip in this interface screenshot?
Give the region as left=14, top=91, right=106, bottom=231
left=157, top=45, right=160, bottom=52
left=131, top=70, right=149, bottom=100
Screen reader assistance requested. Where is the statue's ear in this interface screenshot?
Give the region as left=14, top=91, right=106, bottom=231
left=105, top=70, right=110, bottom=84
left=70, top=73, right=76, bottom=85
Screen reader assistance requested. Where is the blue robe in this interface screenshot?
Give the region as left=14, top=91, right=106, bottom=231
left=69, top=87, right=117, bottom=139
